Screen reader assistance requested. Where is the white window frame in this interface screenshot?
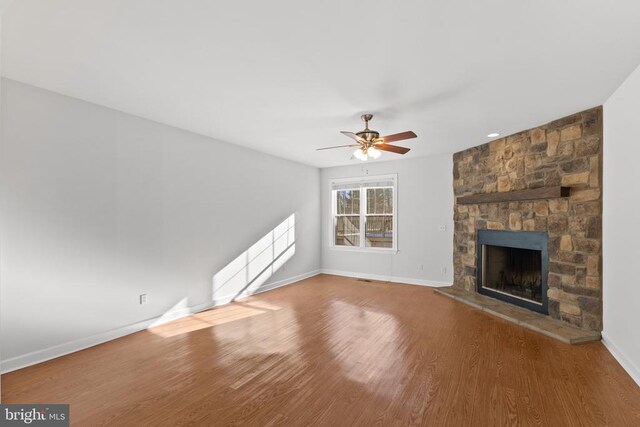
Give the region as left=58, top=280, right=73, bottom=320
left=329, top=174, right=398, bottom=254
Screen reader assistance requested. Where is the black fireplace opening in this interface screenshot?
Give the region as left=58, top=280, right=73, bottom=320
left=483, top=245, right=543, bottom=302
left=477, top=230, right=548, bottom=314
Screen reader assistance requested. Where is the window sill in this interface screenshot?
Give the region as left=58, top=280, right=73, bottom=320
left=329, top=245, right=398, bottom=255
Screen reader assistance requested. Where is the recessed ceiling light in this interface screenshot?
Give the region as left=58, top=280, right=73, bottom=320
left=487, top=132, right=500, bottom=138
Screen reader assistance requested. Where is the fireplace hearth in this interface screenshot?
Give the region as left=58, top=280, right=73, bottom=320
left=477, top=230, right=548, bottom=314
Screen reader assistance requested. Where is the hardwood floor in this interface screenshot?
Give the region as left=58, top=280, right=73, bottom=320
left=3, top=274, right=640, bottom=426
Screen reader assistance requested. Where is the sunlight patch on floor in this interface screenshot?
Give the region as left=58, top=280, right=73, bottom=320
left=148, top=298, right=190, bottom=328
left=148, top=301, right=282, bottom=338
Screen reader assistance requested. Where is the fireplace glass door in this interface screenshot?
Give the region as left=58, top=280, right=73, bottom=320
left=482, top=245, right=543, bottom=305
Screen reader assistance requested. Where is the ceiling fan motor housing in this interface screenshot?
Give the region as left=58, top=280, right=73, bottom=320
left=356, top=130, right=380, bottom=142
left=357, top=113, right=379, bottom=142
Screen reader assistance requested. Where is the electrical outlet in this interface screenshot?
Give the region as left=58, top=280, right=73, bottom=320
left=140, top=294, right=148, bottom=305
left=419, top=264, right=424, bottom=271
left=441, top=267, right=447, bottom=275
left=438, top=224, right=447, bottom=232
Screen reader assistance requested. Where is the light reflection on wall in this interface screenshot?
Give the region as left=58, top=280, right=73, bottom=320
left=213, top=214, right=295, bottom=301
left=147, top=215, right=295, bottom=338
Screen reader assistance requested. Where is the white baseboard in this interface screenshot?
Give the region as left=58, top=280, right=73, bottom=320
left=0, top=269, right=320, bottom=374
left=320, top=268, right=452, bottom=288
left=601, top=332, right=640, bottom=386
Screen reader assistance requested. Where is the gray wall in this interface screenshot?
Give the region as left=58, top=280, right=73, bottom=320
left=0, top=9, right=5, bottom=395
left=603, top=64, right=640, bottom=385
left=320, top=155, right=454, bottom=285
left=0, top=79, right=321, bottom=364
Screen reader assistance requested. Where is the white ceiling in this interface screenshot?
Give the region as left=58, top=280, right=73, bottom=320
left=3, top=1, right=640, bottom=168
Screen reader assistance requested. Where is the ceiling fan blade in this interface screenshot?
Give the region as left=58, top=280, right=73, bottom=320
left=378, top=131, right=417, bottom=144
left=340, top=131, right=365, bottom=143
left=376, top=144, right=410, bottom=154
left=316, top=144, right=360, bottom=151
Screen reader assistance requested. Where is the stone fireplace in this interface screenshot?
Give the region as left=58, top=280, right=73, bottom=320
left=453, top=107, right=602, bottom=331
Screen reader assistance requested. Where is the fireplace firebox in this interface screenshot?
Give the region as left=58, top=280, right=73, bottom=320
left=476, top=230, right=548, bottom=314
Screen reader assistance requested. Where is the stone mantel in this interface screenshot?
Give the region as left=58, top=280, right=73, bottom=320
left=457, top=186, right=571, bottom=205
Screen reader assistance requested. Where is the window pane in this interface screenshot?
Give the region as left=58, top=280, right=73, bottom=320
left=336, top=191, right=345, bottom=215
left=367, top=189, right=374, bottom=214
left=352, top=190, right=360, bottom=214
left=365, top=216, right=393, bottom=248
left=335, top=216, right=360, bottom=246
left=384, top=188, right=393, bottom=214
left=374, top=188, right=384, bottom=214
left=344, top=190, right=352, bottom=214
left=367, top=188, right=379, bottom=214
left=336, top=189, right=361, bottom=215
left=366, top=188, right=393, bottom=215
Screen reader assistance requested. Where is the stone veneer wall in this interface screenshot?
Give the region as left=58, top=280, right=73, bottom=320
left=453, top=107, right=603, bottom=331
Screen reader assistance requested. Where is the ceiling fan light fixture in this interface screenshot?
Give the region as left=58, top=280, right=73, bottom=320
left=368, top=146, right=381, bottom=159
left=353, top=148, right=368, bottom=161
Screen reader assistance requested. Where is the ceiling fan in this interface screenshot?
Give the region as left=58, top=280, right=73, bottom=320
left=317, top=114, right=417, bottom=161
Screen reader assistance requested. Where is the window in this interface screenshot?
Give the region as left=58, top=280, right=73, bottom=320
left=365, top=187, right=393, bottom=248
left=330, top=174, right=397, bottom=252
left=335, top=189, right=360, bottom=247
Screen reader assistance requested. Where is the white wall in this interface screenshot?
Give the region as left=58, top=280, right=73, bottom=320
left=0, top=79, right=320, bottom=370
left=0, top=3, right=6, bottom=398
left=320, top=155, right=454, bottom=286
left=602, top=64, right=640, bottom=385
